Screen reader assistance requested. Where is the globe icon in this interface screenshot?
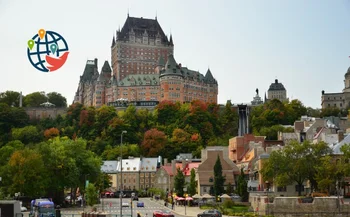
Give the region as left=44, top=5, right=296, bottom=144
left=27, top=30, right=69, bottom=72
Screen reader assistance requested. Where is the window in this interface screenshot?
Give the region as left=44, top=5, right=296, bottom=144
left=295, top=185, right=304, bottom=192
left=277, top=186, right=287, bottom=192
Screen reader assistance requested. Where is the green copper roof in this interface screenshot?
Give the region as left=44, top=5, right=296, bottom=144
left=101, top=61, right=112, bottom=74
left=158, top=56, right=165, bottom=66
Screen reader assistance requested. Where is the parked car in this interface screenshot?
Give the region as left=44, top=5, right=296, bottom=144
left=137, top=202, right=144, bottom=207
left=133, top=195, right=139, bottom=201
left=153, top=210, right=174, bottom=217
left=197, top=210, right=222, bottom=217
left=122, top=202, right=129, bottom=207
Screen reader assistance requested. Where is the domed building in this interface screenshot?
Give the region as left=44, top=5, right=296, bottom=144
left=321, top=66, right=350, bottom=109
left=267, top=79, right=288, bottom=101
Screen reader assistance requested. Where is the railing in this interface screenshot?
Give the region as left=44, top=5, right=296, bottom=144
left=61, top=214, right=132, bottom=217
left=270, top=211, right=350, bottom=217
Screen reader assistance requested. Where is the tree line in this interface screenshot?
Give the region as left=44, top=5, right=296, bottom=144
left=0, top=90, right=345, bottom=203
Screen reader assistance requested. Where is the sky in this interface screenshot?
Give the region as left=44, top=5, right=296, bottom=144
left=1, top=0, right=350, bottom=108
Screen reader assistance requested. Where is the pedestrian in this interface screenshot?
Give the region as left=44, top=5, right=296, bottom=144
left=172, top=201, right=174, bottom=210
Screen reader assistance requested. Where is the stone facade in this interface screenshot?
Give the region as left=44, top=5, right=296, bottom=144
left=321, top=66, right=350, bottom=109
left=73, top=16, right=218, bottom=107
left=267, top=79, right=287, bottom=101
left=197, top=146, right=239, bottom=195
left=25, top=107, right=67, bottom=120
left=154, top=157, right=200, bottom=193
left=101, top=157, right=159, bottom=191
left=250, top=196, right=350, bottom=216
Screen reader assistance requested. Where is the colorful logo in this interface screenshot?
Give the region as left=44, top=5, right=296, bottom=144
left=27, top=29, right=69, bottom=72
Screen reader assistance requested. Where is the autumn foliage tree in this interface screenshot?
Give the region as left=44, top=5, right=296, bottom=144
left=141, top=128, right=167, bottom=157
left=8, top=149, right=47, bottom=197
left=44, top=128, right=60, bottom=140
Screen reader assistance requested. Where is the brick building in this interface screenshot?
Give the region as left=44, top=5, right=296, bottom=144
left=73, top=15, right=218, bottom=107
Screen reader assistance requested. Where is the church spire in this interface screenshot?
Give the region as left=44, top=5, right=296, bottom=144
left=169, top=34, right=174, bottom=46
left=111, top=35, right=115, bottom=48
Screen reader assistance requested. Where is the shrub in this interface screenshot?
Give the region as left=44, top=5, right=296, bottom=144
left=222, top=200, right=235, bottom=209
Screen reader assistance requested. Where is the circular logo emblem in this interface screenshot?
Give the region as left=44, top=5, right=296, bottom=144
left=27, top=29, right=69, bottom=72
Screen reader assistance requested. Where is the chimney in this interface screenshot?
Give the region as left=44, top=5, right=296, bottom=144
left=275, top=79, right=278, bottom=84
left=164, top=158, right=168, bottom=165
left=182, top=159, right=187, bottom=170
left=179, top=63, right=182, bottom=68
left=94, top=58, right=98, bottom=67
left=338, top=130, right=344, bottom=142
left=171, top=160, right=176, bottom=175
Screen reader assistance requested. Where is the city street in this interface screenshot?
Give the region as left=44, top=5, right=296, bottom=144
left=57, top=198, right=188, bottom=217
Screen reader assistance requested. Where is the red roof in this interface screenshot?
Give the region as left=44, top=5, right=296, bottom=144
left=182, top=162, right=200, bottom=176
left=162, top=166, right=173, bottom=176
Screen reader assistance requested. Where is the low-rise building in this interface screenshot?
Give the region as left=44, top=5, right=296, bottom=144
left=101, top=156, right=159, bottom=191
left=154, top=155, right=201, bottom=193
left=197, top=146, right=239, bottom=195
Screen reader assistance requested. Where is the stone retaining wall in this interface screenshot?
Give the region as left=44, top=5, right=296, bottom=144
left=250, top=196, right=350, bottom=216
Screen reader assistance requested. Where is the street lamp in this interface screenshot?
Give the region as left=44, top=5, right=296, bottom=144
left=120, top=131, right=127, bottom=217
left=265, top=181, right=270, bottom=215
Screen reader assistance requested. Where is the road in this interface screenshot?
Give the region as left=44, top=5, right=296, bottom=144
left=57, top=198, right=187, bottom=217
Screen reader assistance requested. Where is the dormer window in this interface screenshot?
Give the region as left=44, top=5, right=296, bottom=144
left=127, top=167, right=130, bottom=170
left=133, top=167, right=136, bottom=170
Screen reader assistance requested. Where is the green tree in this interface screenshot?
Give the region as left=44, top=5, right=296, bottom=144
left=315, top=156, right=339, bottom=193
left=306, top=107, right=321, bottom=117
left=0, top=91, right=20, bottom=107
left=85, top=183, right=98, bottom=206
left=213, top=155, right=225, bottom=197
left=156, top=100, right=180, bottom=126
left=219, top=100, right=238, bottom=137
left=236, top=169, right=248, bottom=201
left=7, top=148, right=48, bottom=197
left=226, top=182, right=233, bottom=195
left=320, top=107, right=341, bottom=117
left=261, top=140, right=332, bottom=195
left=174, top=167, right=185, bottom=197
left=23, top=91, right=48, bottom=107
left=11, top=125, right=42, bottom=144
left=0, top=104, right=29, bottom=145
left=47, top=92, right=67, bottom=107
left=258, top=125, right=294, bottom=140
left=187, top=168, right=196, bottom=196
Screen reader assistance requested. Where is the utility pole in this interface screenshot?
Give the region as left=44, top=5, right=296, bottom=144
left=120, top=131, right=127, bottom=217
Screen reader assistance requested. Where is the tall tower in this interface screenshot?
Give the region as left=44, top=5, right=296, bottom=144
left=238, top=104, right=249, bottom=136
left=111, top=16, right=174, bottom=81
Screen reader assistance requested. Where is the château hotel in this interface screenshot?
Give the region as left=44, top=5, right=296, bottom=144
left=73, top=15, right=218, bottom=107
